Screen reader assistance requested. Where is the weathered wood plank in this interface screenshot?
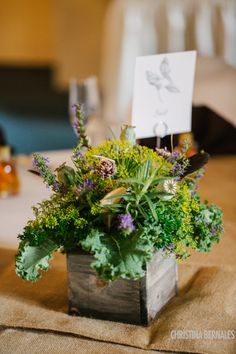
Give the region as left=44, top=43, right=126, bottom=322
left=67, top=249, right=178, bottom=325
left=145, top=251, right=178, bottom=323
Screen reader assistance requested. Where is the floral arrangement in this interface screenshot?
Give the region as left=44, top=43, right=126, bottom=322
left=15, top=105, right=223, bottom=282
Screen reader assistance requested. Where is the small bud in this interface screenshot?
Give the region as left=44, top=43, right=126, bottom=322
left=56, top=164, right=76, bottom=187
left=120, top=125, right=136, bottom=146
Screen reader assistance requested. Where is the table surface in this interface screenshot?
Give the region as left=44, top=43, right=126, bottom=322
left=0, top=153, right=235, bottom=354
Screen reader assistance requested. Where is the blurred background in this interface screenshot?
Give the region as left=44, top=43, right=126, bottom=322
left=0, top=0, right=236, bottom=155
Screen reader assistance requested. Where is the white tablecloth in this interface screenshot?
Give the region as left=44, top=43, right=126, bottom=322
left=0, top=150, right=72, bottom=249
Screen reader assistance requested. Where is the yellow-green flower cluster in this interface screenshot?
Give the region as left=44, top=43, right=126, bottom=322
left=84, top=140, right=169, bottom=179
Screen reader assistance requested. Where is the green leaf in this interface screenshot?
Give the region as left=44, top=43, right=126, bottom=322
left=138, top=159, right=151, bottom=180
left=143, top=194, right=158, bottom=221
left=136, top=205, right=149, bottom=219
left=80, top=229, right=154, bottom=281
left=15, top=239, right=58, bottom=282
left=119, top=177, right=145, bottom=185
left=102, top=193, right=128, bottom=200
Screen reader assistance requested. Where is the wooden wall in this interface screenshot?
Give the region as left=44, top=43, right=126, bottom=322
left=0, top=0, right=54, bottom=65
left=0, top=0, right=110, bottom=87
left=53, top=0, right=110, bottom=88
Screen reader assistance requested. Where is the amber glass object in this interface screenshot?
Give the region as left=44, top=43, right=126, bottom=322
left=178, top=132, right=198, bottom=157
left=0, top=146, right=20, bottom=197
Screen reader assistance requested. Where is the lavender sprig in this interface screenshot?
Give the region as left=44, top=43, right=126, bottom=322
left=83, top=178, right=96, bottom=190
left=77, top=178, right=96, bottom=193
left=167, top=151, right=180, bottom=163
left=72, top=104, right=90, bottom=148
left=168, top=151, right=189, bottom=178
left=170, top=162, right=185, bottom=177
left=32, top=154, right=60, bottom=191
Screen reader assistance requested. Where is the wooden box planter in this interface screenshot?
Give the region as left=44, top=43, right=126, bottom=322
left=67, top=249, right=178, bottom=326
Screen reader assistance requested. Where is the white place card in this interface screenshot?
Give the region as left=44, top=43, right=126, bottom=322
left=132, top=51, right=197, bottom=139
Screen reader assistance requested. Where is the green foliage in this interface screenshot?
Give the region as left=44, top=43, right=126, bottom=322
left=192, top=202, right=223, bottom=251
left=19, top=194, right=88, bottom=250
left=15, top=128, right=223, bottom=282
left=15, top=239, right=58, bottom=282
left=80, top=228, right=154, bottom=281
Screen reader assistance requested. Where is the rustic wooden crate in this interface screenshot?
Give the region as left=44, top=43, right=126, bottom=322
left=67, top=249, right=178, bottom=325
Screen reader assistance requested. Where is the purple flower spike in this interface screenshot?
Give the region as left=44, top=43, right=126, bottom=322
left=167, top=156, right=175, bottom=163
left=76, top=178, right=96, bottom=193
left=53, top=181, right=61, bottom=191
left=118, top=214, right=135, bottom=233
left=71, top=104, right=77, bottom=116
left=173, top=151, right=180, bottom=158
left=170, top=161, right=186, bottom=177
left=82, top=178, right=96, bottom=190
left=32, top=159, right=37, bottom=169
left=72, top=120, right=80, bottom=138
left=32, top=154, right=50, bottom=171
left=168, top=151, right=180, bottom=164
left=33, top=155, right=49, bottom=170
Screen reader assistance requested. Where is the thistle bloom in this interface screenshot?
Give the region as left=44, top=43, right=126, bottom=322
left=118, top=214, right=135, bottom=233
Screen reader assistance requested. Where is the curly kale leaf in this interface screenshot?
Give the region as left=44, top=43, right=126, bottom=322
left=193, top=203, right=223, bottom=252
left=15, top=239, right=58, bottom=282
left=80, top=229, right=154, bottom=281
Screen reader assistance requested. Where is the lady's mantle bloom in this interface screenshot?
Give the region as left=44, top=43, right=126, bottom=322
left=118, top=214, right=135, bottom=233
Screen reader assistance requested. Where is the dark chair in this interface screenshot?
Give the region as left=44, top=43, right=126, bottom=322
left=0, top=126, right=7, bottom=146
left=139, top=106, right=236, bottom=155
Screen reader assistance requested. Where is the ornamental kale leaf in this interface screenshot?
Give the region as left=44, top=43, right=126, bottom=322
left=15, top=239, right=58, bottom=282
left=80, top=228, right=154, bottom=281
